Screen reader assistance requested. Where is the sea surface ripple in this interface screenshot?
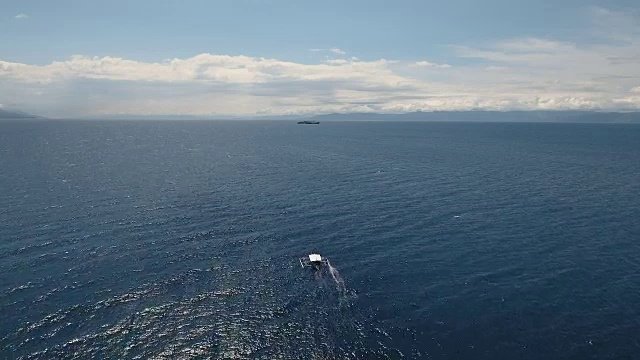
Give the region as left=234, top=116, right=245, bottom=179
left=1, top=120, right=639, bottom=359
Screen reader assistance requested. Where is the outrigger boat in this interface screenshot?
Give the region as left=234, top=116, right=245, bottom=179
left=299, top=253, right=328, bottom=270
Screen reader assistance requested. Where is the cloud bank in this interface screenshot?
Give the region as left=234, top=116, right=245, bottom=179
left=1, top=7, right=640, bottom=117
left=14, top=13, right=28, bottom=20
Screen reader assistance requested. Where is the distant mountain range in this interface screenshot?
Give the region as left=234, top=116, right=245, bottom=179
left=2, top=109, right=640, bottom=123
left=0, top=109, right=44, bottom=119
left=307, top=111, right=640, bottom=123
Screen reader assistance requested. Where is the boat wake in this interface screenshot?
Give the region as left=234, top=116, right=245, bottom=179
left=326, top=260, right=346, bottom=292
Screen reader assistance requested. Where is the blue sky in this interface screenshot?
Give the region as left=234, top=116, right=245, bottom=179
left=1, top=0, right=640, bottom=116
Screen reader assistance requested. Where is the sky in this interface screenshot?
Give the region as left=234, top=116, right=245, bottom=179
left=1, top=0, right=640, bottom=117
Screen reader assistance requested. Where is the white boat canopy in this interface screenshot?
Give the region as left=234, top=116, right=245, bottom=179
left=309, top=254, right=322, bottom=262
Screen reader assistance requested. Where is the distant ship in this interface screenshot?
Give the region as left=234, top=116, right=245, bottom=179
left=297, top=120, right=320, bottom=124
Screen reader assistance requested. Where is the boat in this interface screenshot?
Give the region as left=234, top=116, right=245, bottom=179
left=297, top=120, right=320, bottom=125
left=299, top=253, right=328, bottom=270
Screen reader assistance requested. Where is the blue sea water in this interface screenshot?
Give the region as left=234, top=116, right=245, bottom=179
left=1, top=119, right=639, bottom=359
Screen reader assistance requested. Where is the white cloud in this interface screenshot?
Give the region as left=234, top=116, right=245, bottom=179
left=452, top=38, right=583, bottom=66
left=413, top=60, right=452, bottom=69
left=0, top=54, right=411, bottom=87
left=325, top=59, right=349, bottom=65
left=15, top=13, right=28, bottom=20
left=0, top=54, right=420, bottom=116
left=2, top=47, right=640, bottom=117
left=3, top=7, right=640, bottom=117
left=309, top=48, right=346, bottom=55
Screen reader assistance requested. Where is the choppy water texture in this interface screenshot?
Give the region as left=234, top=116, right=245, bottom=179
left=1, top=120, right=640, bottom=359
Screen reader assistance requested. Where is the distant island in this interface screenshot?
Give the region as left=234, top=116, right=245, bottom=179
left=303, top=111, right=640, bottom=124
left=0, top=109, right=44, bottom=119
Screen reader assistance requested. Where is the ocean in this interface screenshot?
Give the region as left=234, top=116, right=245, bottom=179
left=1, top=119, right=639, bottom=359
